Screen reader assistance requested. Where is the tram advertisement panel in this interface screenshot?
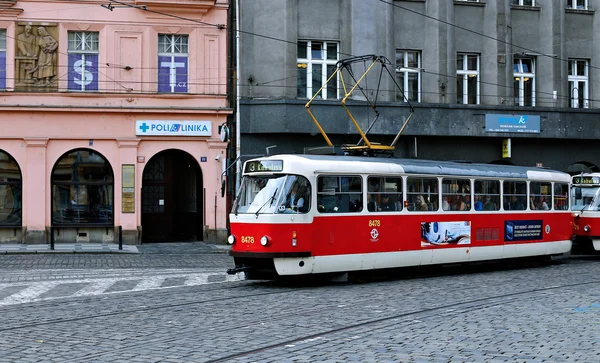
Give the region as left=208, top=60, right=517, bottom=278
left=504, top=220, right=543, bottom=242
left=421, top=221, right=471, bottom=246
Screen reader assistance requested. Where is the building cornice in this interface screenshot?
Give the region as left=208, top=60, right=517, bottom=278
left=134, top=0, right=225, bottom=16
left=0, top=0, right=23, bottom=18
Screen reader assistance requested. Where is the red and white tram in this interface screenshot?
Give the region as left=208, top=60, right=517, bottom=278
left=571, top=173, right=600, bottom=251
left=227, top=154, right=573, bottom=280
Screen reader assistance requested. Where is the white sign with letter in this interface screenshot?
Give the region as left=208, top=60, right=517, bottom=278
left=136, top=120, right=212, bottom=136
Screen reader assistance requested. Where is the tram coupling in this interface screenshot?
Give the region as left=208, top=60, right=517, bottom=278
left=226, top=265, right=252, bottom=275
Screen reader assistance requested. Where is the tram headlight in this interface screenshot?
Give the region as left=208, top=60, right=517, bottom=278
left=260, top=235, right=269, bottom=246
left=584, top=225, right=591, bottom=233
left=227, top=235, right=236, bottom=245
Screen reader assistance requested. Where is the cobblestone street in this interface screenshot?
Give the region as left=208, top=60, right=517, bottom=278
left=1, top=246, right=599, bottom=362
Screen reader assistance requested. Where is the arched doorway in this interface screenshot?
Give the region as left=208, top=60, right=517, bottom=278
left=142, top=149, right=203, bottom=242
left=567, top=161, right=600, bottom=175
left=51, top=149, right=114, bottom=226
left=0, top=150, right=22, bottom=226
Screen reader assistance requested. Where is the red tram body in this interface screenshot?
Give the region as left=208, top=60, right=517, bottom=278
left=227, top=155, right=573, bottom=280
left=571, top=173, right=600, bottom=251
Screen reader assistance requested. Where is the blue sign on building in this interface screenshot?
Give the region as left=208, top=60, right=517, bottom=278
left=485, top=114, right=540, bottom=133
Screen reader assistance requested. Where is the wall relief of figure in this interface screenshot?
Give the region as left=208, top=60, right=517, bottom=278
left=15, top=23, right=59, bottom=91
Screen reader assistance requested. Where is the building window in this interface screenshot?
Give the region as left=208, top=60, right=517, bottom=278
left=513, top=58, right=535, bottom=106
left=0, top=30, right=5, bottom=90
left=569, top=59, right=589, bottom=108
left=456, top=53, right=479, bottom=104
left=297, top=40, right=338, bottom=99
left=0, top=150, right=22, bottom=226
left=395, top=50, right=421, bottom=102
left=67, top=32, right=99, bottom=91
left=158, top=34, right=188, bottom=93
left=51, top=149, right=114, bottom=225
left=512, top=0, right=535, bottom=5
left=567, top=0, right=588, bottom=9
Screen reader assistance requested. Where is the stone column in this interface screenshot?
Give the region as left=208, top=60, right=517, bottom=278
left=24, top=138, right=48, bottom=243
left=117, top=138, right=141, bottom=244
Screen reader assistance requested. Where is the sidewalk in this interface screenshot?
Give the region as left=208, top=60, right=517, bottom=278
left=0, top=241, right=231, bottom=254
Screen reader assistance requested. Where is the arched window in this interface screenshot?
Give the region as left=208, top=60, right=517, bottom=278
left=51, top=149, right=113, bottom=225
left=0, top=151, right=22, bottom=226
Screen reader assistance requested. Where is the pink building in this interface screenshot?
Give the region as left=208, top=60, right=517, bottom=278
left=0, top=0, right=231, bottom=244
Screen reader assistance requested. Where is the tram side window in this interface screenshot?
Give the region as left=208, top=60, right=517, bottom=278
left=277, top=175, right=311, bottom=214
left=407, top=177, right=438, bottom=211
left=441, top=178, right=471, bottom=211
left=553, top=183, right=569, bottom=211
left=317, top=175, right=362, bottom=213
left=367, top=176, right=402, bottom=212
left=474, top=180, right=500, bottom=211
left=529, top=181, right=551, bottom=210
left=503, top=181, right=527, bottom=211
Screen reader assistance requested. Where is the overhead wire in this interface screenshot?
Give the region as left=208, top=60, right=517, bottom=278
left=4, top=0, right=586, bottom=104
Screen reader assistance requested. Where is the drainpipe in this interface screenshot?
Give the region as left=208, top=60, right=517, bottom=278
left=235, top=0, right=241, bottom=193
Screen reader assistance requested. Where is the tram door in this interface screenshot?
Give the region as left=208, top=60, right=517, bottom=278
left=141, top=150, right=203, bottom=242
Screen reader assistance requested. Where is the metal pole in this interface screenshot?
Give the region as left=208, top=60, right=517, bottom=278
left=50, top=226, right=54, bottom=250
left=119, top=225, right=123, bottom=250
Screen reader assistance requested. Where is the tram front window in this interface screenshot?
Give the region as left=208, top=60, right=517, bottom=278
left=571, top=186, right=600, bottom=211
left=233, top=175, right=311, bottom=214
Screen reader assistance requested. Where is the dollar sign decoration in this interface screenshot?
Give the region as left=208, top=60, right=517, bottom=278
left=73, top=59, right=93, bottom=86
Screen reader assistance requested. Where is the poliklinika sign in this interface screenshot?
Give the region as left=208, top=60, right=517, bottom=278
left=136, top=120, right=212, bottom=136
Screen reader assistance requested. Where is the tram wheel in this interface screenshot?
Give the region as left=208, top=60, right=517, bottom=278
left=348, top=271, right=374, bottom=284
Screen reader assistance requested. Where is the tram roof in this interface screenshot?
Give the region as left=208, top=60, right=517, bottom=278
left=249, top=154, right=570, bottom=182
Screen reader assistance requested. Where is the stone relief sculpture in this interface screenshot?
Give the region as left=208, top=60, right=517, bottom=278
left=15, top=24, right=58, bottom=91
left=17, top=24, right=37, bottom=58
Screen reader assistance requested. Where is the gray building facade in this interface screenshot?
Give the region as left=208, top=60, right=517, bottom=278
left=236, top=0, right=600, bottom=173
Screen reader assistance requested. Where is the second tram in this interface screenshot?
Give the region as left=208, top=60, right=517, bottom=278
left=227, top=155, right=573, bottom=280
left=571, top=173, right=600, bottom=251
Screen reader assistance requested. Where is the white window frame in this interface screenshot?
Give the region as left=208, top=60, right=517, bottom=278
left=395, top=50, right=421, bottom=103
left=514, top=58, right=536, bottom=106
left=456, top=53, right=480, bottom=105
left=158, top=34, right=189, bottom=93
left=297, top=40, right=339, bottom=100
left=67, top=31, right=99, bottom=92
left=512, top=0, right=535, bottom=5
left=567, top=0, right=588, bottom=9
left=569, top=59, right=589, bottom=108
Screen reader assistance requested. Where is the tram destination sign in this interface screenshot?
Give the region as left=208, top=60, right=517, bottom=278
left=573, top=176, right=600, bottom=185
left=244, top=160, right=283, bottom=173
left=485, top=114, right=540, bottom=133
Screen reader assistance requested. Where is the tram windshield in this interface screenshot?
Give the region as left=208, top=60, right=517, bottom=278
left=233, top=175, right=311, bottom=215
left=571, top=186, right=600, bottom=211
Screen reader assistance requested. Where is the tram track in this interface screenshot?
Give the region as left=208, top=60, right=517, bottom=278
left=205, top=279, right=600, bottom=363
left=2, top=275, right=597, bottom=362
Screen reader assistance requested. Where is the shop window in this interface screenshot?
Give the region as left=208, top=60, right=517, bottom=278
left=51, top=149, right=114, bottom=225
left=0, top=150, right=22, bottom=226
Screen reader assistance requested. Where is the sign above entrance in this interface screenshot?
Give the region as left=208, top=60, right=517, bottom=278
left=485, top=114, right=540, bottom=133
left=136, top=120, right=212, bottom=136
